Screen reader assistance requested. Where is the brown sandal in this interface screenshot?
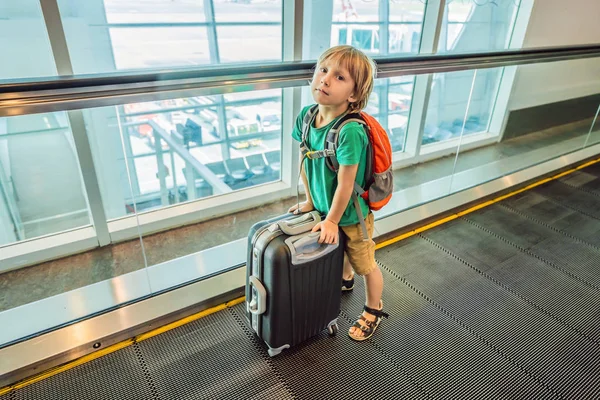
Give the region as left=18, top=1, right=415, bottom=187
left=349, top=301, right=389, bottom=341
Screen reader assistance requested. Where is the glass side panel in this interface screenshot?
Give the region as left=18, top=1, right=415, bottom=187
left=442, top=58, right=599, bottom=201
left=3, top=54, right=599, bottom=346
left=89, top=90, right=283, bottom=220
left=369, top=76, right=415, bottom=153
left=422, top=68, right=502, bottom=146
left=584, top=104, right=600, bottom=147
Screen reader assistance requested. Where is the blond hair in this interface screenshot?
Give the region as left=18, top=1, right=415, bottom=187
left=316, top=45, right=377, bottom=113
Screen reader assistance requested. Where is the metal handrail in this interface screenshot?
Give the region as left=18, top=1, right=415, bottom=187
left=0, top=44, right=599, bottom=117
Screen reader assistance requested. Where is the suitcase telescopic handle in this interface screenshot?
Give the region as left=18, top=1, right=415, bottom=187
left=248, top=276, right=267, bottom=315
left=277, top=211, right=321, bottom=235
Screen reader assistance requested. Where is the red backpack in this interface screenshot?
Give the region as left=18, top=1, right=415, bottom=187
left=300, top=104, right=393, bottom=239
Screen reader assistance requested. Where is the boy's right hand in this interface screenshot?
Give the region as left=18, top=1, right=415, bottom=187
left=288, top=201, right=314, bottom=215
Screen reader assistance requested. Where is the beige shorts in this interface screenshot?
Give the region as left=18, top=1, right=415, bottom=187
left=340, top=212, right=377, bottom=276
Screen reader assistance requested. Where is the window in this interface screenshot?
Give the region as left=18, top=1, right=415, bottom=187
left=90, top=90, right=283, bottom=219
left=423, top=69, right=502, bottom=145
left=57, top=0, right=283, bottom=73
left=0, top=113, right=91, bottom=246
left=0, top=0, right=56, bottom=79
left=423, top=0, right=521, bottom=145
left=330, top=0, right=425, bottom=55
left=439, top=0, right=520, bottom=53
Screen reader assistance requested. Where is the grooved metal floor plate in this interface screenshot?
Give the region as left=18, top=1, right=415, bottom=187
left=231, top=300, right=426, bottom=400
left=502, top=191, right=600, bottom=247
left=530, top=237, right=600, bottom=287
left=420, top=219, right=519, bottom=271
left=377, top=239, right=600, bottom=398
left=534, top=180, right=600, bottom=218
left=464, top=205, right=555, bottom=249
left=490, top=253, right=600, bottom=340
left=559, top=170, right=600, bottom=193
left=339, top=268, right=555, bottom=399
left=5, top=166, right=600, bottom=399
left=577, top=161, right=600, bottom=177
left=136, top=309, right=287, bottom=400
left=16, top=346, right=153, bottom=400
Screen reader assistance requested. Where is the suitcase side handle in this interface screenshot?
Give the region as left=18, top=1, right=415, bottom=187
left=248, top=276, right=267, bottom=315
left=277, top=211, right=321, bottom=235
left=285, top=232, right=339, bottom=265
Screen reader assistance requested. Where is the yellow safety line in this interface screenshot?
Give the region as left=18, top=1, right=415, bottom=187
left=1, top=296, right=246, bottom=395
left=136, top=297, right=245, bottom=342
left=2, top=156, right=599, bottom=395
left=11, top=340, right=135, bottom=391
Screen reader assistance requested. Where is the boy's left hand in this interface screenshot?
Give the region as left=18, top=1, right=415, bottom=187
left=312, top=219, right=339, bottom=245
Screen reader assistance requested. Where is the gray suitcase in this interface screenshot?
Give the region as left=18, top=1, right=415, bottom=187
left=246, top=211, right=345, bottom=357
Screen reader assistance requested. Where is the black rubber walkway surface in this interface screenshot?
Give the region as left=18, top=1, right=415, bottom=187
left=3, top=164, right=600, bottom=399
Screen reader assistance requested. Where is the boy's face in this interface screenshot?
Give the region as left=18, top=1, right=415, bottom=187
left=311, top=59, right=357, bottom=109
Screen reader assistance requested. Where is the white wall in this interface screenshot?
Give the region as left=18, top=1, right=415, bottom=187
left=508, top=0, right=600, bottom=110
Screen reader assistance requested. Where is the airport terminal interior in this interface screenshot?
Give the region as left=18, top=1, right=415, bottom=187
left=1, top=0, right=599, bottom=398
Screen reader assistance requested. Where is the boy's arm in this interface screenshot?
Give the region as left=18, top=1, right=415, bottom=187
left=327, top=164, right=358, bottom=224
left=313, top=164, right=358, bottom=244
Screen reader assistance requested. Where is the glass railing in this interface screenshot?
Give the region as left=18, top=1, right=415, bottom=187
left=375, top=58, right=600, bottom=219
left=2, top=47, right=599, bottom=349
left=1, top=0, right=600, bottom=351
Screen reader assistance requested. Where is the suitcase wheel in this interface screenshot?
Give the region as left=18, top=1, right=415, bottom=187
left=268, top=347, right=285, bottom=357
left=327, top=323, right=339, bottom=336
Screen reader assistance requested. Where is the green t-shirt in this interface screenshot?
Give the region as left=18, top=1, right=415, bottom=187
left=292, top=105, right=370, bottom=227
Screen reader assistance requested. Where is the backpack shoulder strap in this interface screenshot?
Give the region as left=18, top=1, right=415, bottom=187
left=300, top=104, right=319, bottom=159
left=325, top=112, right=366, bottom=172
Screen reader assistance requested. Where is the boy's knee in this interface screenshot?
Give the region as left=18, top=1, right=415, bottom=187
left=344, top=245, right=376, bottom=276
left=352, top=258, right=377, bottom=276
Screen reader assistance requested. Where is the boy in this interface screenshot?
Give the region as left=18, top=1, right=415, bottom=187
left=289, top=45, right=388, bottom=341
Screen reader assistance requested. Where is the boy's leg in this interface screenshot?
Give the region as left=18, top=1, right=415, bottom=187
left=363, top=265, right=383, bottom=310
left=340, top=213, right=387, bottom=340
left=342, top=252, right=355, bottom=291
left=343, top=252, right=354, bottom=280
